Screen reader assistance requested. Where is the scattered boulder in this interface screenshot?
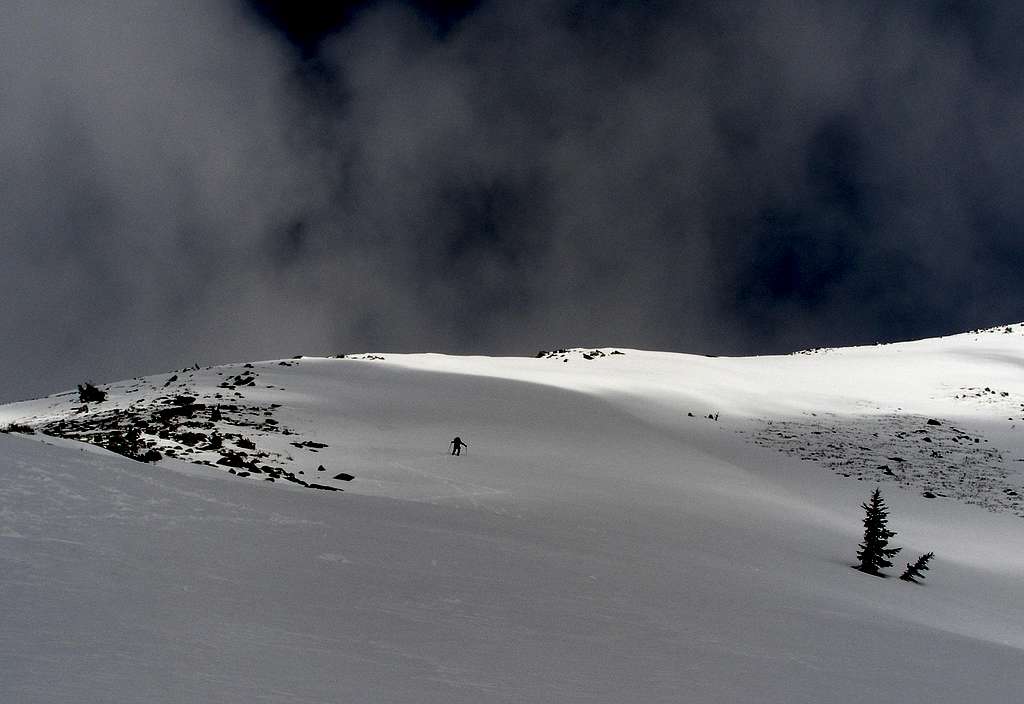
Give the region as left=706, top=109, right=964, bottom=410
left=216, top=451, right=255, bottom=469
left=175, top=431, right=206, bottom=447
left=77, top=382, right=107, bottom=404
left=155, top=404, right=205, bottom=423
left=307, top=483, right=340, bottom=491
left=138, top=448, right=162, bottom=463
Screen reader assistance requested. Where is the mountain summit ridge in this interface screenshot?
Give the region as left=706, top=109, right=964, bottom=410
left=3, top=322, right=1024, bottom=506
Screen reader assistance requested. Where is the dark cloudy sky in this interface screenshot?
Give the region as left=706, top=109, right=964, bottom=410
left=3, top=0, right=1024, bottom=402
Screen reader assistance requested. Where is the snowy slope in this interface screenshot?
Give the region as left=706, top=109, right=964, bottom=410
left=1, top=325, right=1023, bottom=703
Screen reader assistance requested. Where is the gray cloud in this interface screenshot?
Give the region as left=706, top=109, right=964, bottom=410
left=3, top=0, right=1024, bottom=401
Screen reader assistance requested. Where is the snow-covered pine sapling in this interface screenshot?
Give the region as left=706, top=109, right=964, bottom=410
left=855, top=487, right=901, bottom=576
left=899, top=552, right=935, bottom=583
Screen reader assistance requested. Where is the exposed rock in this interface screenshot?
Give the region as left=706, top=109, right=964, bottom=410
left=307, top=483, right=340, bottom=491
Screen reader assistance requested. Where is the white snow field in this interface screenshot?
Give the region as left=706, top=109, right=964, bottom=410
left=2, top=325, right=1024, bottom=703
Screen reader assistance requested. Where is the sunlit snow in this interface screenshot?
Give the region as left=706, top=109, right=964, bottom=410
left=2, top=325, right=1023, bottom=702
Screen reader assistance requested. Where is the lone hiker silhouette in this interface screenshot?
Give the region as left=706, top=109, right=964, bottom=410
left=449, top=436, right=468, bottom=456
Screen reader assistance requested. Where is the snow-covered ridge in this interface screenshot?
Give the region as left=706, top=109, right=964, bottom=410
left=2, top=324, right=1024, bottom=702
left=2, top=323, right=1024, bottom=509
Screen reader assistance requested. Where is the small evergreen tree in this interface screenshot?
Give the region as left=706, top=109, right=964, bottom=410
left=899, top=552, right=935, bottom=583
left=855, top=488, right=901, bottom=576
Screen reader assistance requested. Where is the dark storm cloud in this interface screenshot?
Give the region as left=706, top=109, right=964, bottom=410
left=3, top=0, right=1024, bottom=400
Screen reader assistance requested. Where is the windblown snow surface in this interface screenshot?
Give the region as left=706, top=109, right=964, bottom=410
left=2, top=325, right=1024, bottom=703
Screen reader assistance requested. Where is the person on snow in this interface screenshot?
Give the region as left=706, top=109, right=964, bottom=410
left=449, top=436, right=468, bottom=456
